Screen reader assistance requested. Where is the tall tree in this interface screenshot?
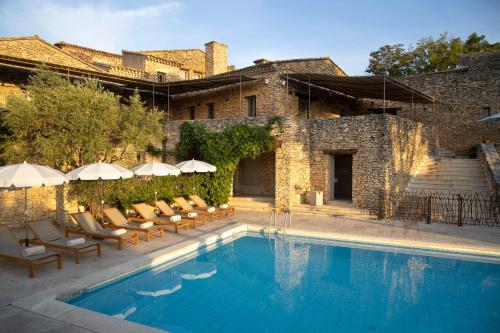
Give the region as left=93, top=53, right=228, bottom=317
left=366, top=32, right=500, bottom=75
left=1, top=67, right=163, bottom=170
left=366, top=44, right=413, bottom=76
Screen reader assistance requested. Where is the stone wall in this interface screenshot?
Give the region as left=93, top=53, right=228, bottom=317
left=171, top=77, right=277, bottom=120
left=309, top=114, right=430, bottom=213
left=141, top=49, right=206, bottom=75
left=398, top=51, right=500, bottom=156
left=478, top=143, right=500, bottom=198
left=0, top=186, right=78, bottom=228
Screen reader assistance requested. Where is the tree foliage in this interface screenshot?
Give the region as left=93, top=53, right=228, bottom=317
left=1, top=67, right=163, bottom=170
left=367, top=32, right=500, bottom=75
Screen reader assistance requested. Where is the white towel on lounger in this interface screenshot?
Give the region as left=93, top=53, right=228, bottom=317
left=23, top=246, right=46, bottom=257
left=187, top=212, right=197, bottom=218
left=206, top=207, right=216, bottom=213
left=67, top=238, right=85, bottom=246
left=139, top=222, right=154, bottom=229
left=111, top=228, right=127, bottom=236
left=219, top=204, right=229, bottom=209
left=170, top=215, right=181, bottom=222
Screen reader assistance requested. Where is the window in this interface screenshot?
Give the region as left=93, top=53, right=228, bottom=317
left=179, top=69, right=189, bottom=80
left=193, top=72, right=203, bottom=79
left=482, top=107, right=491, bottom=118
left=246, top=95, right=256, bottom=117
left=207, top=103, right=215, bottom=119
left=157, top=72, right=167, bottom=83
left=189, top=106, right=195, bottom=120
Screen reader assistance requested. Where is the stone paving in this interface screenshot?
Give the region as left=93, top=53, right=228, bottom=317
left=1, top=211, right=499, bottom=332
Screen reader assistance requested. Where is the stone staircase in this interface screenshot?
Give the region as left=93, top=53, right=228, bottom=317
left=406, top=152, right=491, bottom=194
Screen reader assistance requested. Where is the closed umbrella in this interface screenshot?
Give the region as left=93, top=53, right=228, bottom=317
left=132, top=162, right=180, bottom=202
left=0, top=161, right=67, bottom=246
left=66, top=162, right=133, bottom=222
left=175, top=159, right=216, bottom=194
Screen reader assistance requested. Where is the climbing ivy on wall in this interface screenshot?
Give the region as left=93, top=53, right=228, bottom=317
left=175, top=118, right=281, bottom=205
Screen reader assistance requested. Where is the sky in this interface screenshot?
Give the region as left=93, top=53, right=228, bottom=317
left=0, top=0, right=499, bottom=75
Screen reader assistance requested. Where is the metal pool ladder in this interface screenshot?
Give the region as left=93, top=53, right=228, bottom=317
left=267, top=208, right=291, bottom=234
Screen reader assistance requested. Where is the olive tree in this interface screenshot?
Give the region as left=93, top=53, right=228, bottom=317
left=1, top=67, right=163, bottom=171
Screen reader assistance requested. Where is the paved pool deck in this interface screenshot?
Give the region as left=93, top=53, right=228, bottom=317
left=1, top=212, right=499, bottom=332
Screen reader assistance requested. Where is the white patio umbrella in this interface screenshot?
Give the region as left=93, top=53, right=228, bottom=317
left=478, top=113, right=500, bottom=122
left=132, top=162, right=180, bottom=202
left=66, top=162, right=133, bottom=222
left=175, top=159, right=216, bottom=194
left=0, top=161, right=67, bottom=246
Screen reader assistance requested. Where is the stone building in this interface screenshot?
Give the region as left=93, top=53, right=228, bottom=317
left=0, top=35, right=499, bottom=226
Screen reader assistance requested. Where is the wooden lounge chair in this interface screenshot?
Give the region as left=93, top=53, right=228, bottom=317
left=0, top=225, right=61, bottom=278
left=189, top=194, right=235, bottom=217
left=156, top=200, right=206, bottom=228
left=103, top=207, right=164, bottom=242
left=132, top=203, right=189, bottom=233
left=29, top=219, right=101, bottom=264
left=68, top=212, right=139, bottom=250
left=173, top=197, right=219, bottom=221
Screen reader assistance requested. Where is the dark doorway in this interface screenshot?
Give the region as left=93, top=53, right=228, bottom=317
left=329, top=154, right=352, bottom=200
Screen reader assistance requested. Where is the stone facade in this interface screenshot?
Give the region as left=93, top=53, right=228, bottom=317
left=141, top=49, right=206, bottom=75
left=309, top=114, right=430, bottom=212
left=478, top=143, right=500, bottom=198
left=205, top=41, right=228, bottom=76
left=398, top=51, right=500, bottom=156
left=54, top=39, right=231, bottom=81
left=0, top=186, right=78, bottom=228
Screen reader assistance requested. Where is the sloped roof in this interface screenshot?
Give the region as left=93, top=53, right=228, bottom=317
left=0, top=36, right=103, bottom=72
left=211, top=57, right=346, bottom=78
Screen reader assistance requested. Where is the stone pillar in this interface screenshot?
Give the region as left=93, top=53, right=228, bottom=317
left=205, top=41, right=228, bottom=76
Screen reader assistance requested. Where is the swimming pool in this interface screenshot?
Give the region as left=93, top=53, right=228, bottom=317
left=68, top=234, right=500, bottom=333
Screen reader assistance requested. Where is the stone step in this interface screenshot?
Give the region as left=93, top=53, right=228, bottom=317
left=291, top=203, right=377, bottom=220
left=408, top=182, right=488, bottom=189
left=407, top=183, right=490, bottom=190
left=409, top=178, right=489, bottom=185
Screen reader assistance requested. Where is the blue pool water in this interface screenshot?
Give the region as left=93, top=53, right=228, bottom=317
left=68, top=235, right=500, bottom=333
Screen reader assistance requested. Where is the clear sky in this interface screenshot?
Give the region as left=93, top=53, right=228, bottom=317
left=0, top=0, right=499, bottom=75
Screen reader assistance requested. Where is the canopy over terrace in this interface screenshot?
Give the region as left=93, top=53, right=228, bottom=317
left=0, top=54, right=256, bottom=98
left=282, top=73, right=436, bottom=104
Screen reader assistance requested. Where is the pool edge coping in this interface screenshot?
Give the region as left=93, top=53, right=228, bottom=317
left=249, top=224, right=500, bottom=260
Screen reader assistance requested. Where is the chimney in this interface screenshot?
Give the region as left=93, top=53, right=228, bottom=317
left=205, top=41, right=228, bottom=76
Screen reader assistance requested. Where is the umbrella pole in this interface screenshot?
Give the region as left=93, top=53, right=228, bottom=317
left=154, top=175, right=158, bottom=203
left=192, top=173, right=195, bottom=195
left=24, top=187, right=29, bottom=247
left=100, top=179, right=104, bottom=223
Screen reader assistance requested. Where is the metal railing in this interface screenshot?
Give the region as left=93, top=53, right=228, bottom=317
left=389, top=190, right=499, bottom=227
left=267, top=208, right=292, bottom=234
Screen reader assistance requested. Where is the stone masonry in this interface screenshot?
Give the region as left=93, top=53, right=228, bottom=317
left=399, top=51, right=500, bottom=156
